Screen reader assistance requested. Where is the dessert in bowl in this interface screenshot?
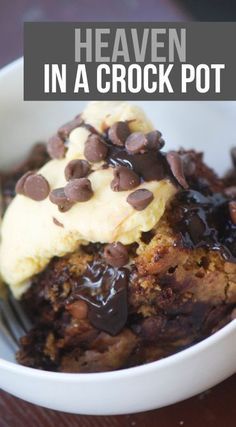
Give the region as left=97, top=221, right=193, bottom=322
left=0, top=59, right=235, bottom=414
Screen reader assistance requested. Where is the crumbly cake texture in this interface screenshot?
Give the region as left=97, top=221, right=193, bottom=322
left=17, top=232, right=236, bottom=372
left=1, top=105, right=236, bottom=372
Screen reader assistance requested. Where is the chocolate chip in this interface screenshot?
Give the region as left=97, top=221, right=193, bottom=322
left=53, top=217, right=64, bottom=228
left=229, top=200, right=236, bottom=224
left=108, top=121, right=130, bottom=146
left=58, top=115, right=83, bottom=140
left=58, top=202, right=74, bottom=213
left=47, top=135, right=66, bottom=160
left=146, top=130, right=165, bottom=150
left=64, top=178, right=93, bottom=202
left=125, top=132, right=148, bottom=154
left=166, top=151, right=189, bottom=189
left=84, top=134, right=108, bottom=163
left=50, top=188, right=67, bottom=205
left=23, top=174, right=50, bottom=201
left=65, top=159, right=91, bottom=181
left=111, top=166, right=140, bottom=191
left=127, top=189, right=154, bottom=211
left=15, top=171, right=35, bottom=195
left=224, top=186, right=236, bottom=198
left=49, top=188, right=73, bottom=212
left=104, top=242, right=129, bottom=268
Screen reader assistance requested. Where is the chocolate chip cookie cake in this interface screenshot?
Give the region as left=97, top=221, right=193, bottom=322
left=0, top=101, right=235, bottom=372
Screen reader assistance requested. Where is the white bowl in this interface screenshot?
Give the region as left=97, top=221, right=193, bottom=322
left=0, top=58, right=235, bottom=415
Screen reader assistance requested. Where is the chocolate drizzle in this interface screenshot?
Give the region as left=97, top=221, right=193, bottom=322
left=171, top=190, right=236, bottom=262
left=71, top=260, right=128, bottom=335
left=105, top=142, right=171, bottom=182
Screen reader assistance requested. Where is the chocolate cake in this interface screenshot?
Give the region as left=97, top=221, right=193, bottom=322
left=0, top=102, right=235, bottom=373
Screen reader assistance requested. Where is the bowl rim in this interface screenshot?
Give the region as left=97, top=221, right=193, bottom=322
left=0, top=57, right=23, bottom=78
left=0, top=58, right=235, bottom=382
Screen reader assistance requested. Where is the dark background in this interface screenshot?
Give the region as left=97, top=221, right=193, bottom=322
left=0, top=1, right=235, bottom=426
left=1, top=0, right=236, bottom=69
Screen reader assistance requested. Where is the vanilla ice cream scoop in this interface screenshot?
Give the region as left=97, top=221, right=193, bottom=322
left=0, top=102, right=177, bottom=298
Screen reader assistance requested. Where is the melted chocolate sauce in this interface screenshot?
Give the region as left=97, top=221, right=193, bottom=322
left=71, top=260, right=128, bottom=335
left=171, top=190, right=236, bottom=262
left=106, top=143, right=171, bottom=182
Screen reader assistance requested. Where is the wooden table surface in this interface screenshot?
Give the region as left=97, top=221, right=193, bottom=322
left=0, top=0, right=235, bottom=425
left=1, top=375, right=236, bottom=426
